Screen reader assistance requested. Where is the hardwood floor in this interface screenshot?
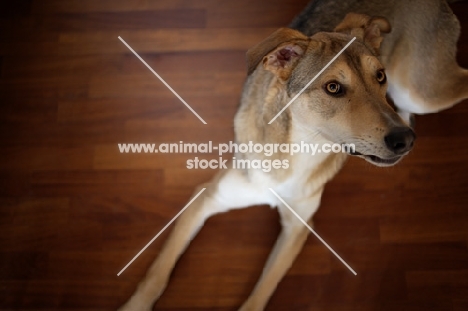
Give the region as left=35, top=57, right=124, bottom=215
left=1, top=1, right=468, bottom=310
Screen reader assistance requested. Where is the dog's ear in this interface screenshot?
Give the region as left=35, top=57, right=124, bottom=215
left=246, top=28, right=309, bottom=79
left=334, top=13, right=391, bottom=54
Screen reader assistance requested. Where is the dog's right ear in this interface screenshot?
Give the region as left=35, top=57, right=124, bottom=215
left=246, top=28, right=309, bottom=79
left=334, top=13, right=391, bottom=54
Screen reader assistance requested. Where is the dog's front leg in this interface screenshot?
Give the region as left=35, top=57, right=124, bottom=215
left=239, top=192, right=322, bottom=311
left=117, top=183, right=211, bottom=311
left=118, top=168, right=274, bottom=311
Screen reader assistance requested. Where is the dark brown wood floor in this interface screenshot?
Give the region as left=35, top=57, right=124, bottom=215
left=1, top=1, right=468, bottom=310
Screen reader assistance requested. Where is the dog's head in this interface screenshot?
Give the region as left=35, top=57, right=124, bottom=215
left=246, top=13, right=415, bottom=167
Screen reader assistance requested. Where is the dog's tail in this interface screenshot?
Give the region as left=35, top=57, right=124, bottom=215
left=430, top=68, right=468, bottom=112
left=453, top=68, right=468, bottom=104
left=448, top=0, right=468, bottom=103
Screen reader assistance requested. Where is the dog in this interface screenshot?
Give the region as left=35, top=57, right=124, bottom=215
left=119, top=1, right=467, bottom=310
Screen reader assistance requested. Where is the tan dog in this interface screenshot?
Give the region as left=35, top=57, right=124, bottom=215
left=119, top=1, right=466, bottom=310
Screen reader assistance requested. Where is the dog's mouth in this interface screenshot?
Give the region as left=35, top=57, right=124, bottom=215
left=349, top=151, right=402, bottom=167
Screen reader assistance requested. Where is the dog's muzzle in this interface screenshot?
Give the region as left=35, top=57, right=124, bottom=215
left=349, top=126, right=415, bottom=167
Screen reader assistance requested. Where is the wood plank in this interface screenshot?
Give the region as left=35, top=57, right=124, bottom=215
left=88, top=72, right=246, bottom=99
left=380, top=215, right=468, bottom=244
left=406, top=270, right=468, bottom=299
left=30, top=169, right=164, bottom=195
left=0, top=171, right=31, bottom=196
left=0, top=98, right=57, bottom=126
left=0, top=76, right=88, bottom=99
left=0, top=28, right=277, bottom=56
left=380, top=300, right=453, bottom=311
left=1, top=51, right=247, bottom=79
left=206, top=2, right=307, bottom=28
left=63, top=28, right=275, bottom=55
left=40, top=10, right=206, bottom=31
left=30, top=0, right=309, bottom=15
left=56, top=96, right=238, bottom=125
left=0, top=146, right=94, bottom=170
left=31, top=0, right=208, bottom=13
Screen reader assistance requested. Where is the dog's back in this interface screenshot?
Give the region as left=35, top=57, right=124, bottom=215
left=291, top=0, right=468, bottom=115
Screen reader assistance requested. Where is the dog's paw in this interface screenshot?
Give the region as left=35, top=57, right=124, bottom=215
left=117, top=296, right=152, bottom=311
left=238, top=300, right=263, bottom=311
left=118, top=303, right=151, bottom=311
left=238, top=306, right=258, bottom=311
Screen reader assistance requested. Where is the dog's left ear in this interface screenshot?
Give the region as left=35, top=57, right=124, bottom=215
left=246, top=28, right=310, bottom=78
left=334, top=13, right=391, bottom=54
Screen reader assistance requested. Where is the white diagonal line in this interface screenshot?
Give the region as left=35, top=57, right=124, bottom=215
left=118, top=36, right=207, bottom=125
left=117, top=188, right=206, bottom=276
left=268, top=37, right=356, bottom=124
left=268, top=188, right=357, bottom=276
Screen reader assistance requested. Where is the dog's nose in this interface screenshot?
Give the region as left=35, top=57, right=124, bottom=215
left=384, top=127, right=415, bottom=155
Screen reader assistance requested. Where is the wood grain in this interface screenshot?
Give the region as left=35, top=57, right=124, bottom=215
left=1, top=0, right=468, bottom=310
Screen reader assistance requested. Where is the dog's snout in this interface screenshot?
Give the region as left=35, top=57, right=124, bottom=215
left=384, top=127, right=415, bottom=155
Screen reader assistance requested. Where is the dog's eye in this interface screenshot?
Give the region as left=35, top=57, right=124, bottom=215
left=324, top=82, right=343, bottom=96
left=377, top=70, right=386, bottom=84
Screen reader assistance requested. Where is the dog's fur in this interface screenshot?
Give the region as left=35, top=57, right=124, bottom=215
left=291, top=0, right=468, bottom=118
left=119, top=1, right=467, bottom=310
